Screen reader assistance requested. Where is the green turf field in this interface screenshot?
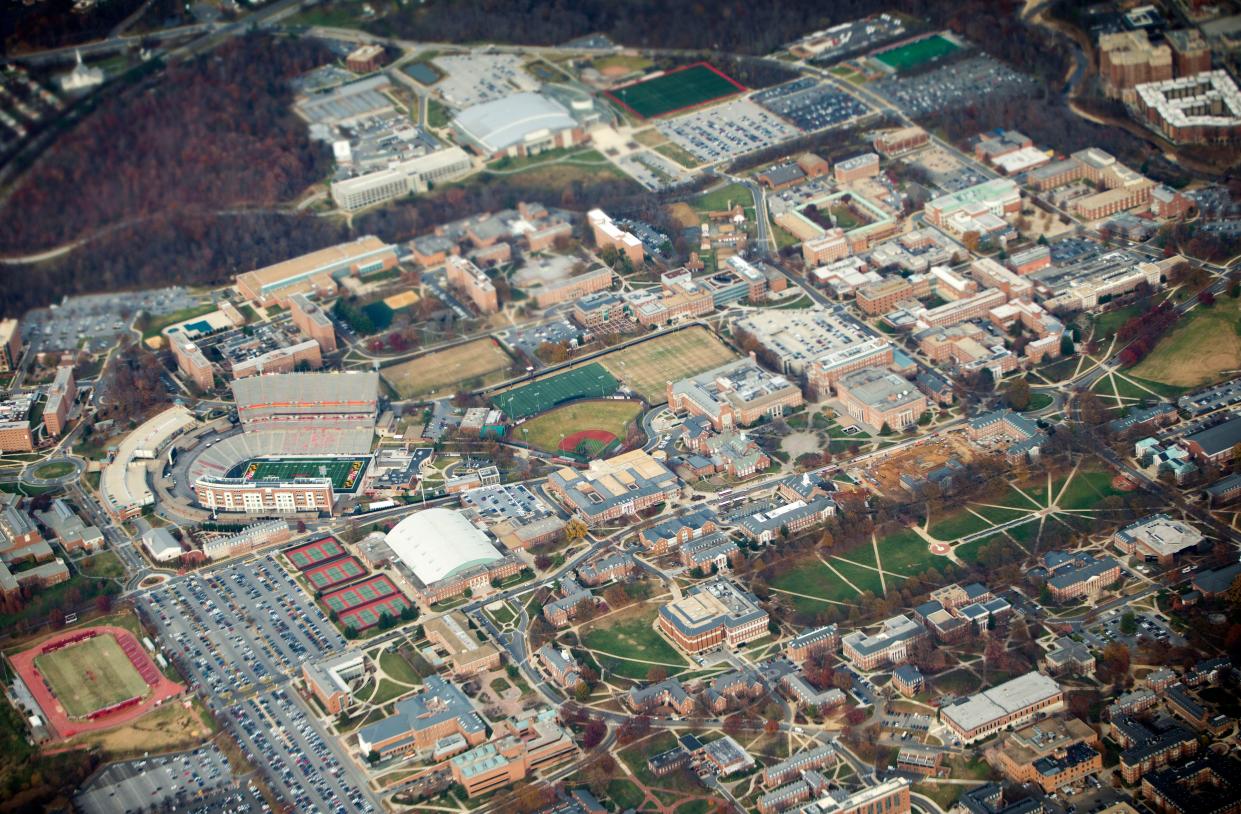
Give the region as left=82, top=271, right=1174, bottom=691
left=607, top=63, right=744, bottom=119
left=875, top=34, right=961, bottom=72
left=518, top=399, right=641, bottom=453
left=492, top=363, right=619, bottom=419
left=35, top=635, right=149, bottom=718
left=234, top=456, right=369, bottom=492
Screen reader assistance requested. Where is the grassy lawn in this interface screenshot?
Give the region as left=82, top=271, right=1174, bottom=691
left=592, top=53, right=653, bottom=73
left=769, top=558, right=845, bottom=600
left=377, top=649, right=421, bottom=686
left=693, top=182, right=751, bottom=213
left=32, top=460, right=75, bottom=479
left=619, top=732, right=683, bottom=788
left=607, top=778, right=647, bottom=809
left=484, top=602, right=515, bottom=626
left=655, top=142, right=700, bottom=168
left=970, top=500, right=1035, bottom=525
left=1024, top=391, right=1054, bottom=411
left=581, top=608, right=686, bottom=666
left=1129, top=296, right=1241, bottom=388
left=932, top=669, right=981, bottom=695
left=1055, top=468, right=1122, bottom=511
left=874, top=528, right=939, bottom=577
left=426, top=98, right=450, bottom=129
left=1091, top=304, right=1144, bottom=338
left=139, top=303, right=216, bottom=340
left=829, top=558, right=886, bottom=596
left=369, top=678, right=411, bottom=705
left=78, top=550, right=125, bottom=580
left=954, top=533, right=1009, bottom=564
left=927, top=509, right=993, bottom=541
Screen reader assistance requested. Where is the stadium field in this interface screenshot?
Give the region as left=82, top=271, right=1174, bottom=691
left=875, top=34, right=961, bottom=73
left=231, top=456, right=370, bottom=493
left=517, top=398, right=642, bottom=455
left=606, top=63, right=746, bottom=119
left=597, top=327, right=737, bottom=403
left=304, top=555, right=367, bottom=592
left=285, top=536, right=346, bottom=570
left=491, top=362, right=619, bottom=420
left=34, top=635, right=149, bottom=719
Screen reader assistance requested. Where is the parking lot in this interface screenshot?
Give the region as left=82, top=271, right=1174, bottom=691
left=139, top=555, right=344, bottom=698
left=1085, top=609, right=1185, bottom=651
left=22, top=287, right=200, bottom=354
left=75, top=743, right=261, bottom=814
left=872, top=55, right=1038, bottom=117
left=752, top=78, right=869, bottom=132
left=657, top=98, right=800, bottom=164
left=500, top=317, right=581, bottom=359
left=229, top=687, right=373, bottom=814
left=619, top=150, right=694, bottom=190
left=431, top=52, right=539, bottom=108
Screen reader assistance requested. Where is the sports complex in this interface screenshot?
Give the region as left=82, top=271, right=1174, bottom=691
left=873, top=33, right=962, bottom=73
left=605, top=62, right=747, bottom=119
left=321, top=575, right=411, bottom=631
left=228, top=455, right=371, bottom=493
left=491, top=362, right=620, bottom=419
left=9, top=625, right=185, bottom=739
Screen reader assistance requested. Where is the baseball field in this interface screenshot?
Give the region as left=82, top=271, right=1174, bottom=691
left=597, top=327, right=738, bottom=403
left=34, top=635, right=150, bottom=719
left=606, top=63, right=746, bottom=119
left=382, top=339, right=515, bottom=401
left=491, top=362, right=620, bottom=419
left=517, top=398, right=642, bottom=456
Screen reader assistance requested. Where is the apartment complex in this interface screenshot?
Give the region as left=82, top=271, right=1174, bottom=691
left=170, top=332, right=214, bottom=391
left=445, top=255, right=499, bottom=314
left=289, top=293, right=338, bottom=353
left=1099, top=30, right=1173, bottom=93
left=0, top=319, right=22, bottom=372
left=42, top=365, right=76, bottom=437
left=588, top=209, right=644, bottom=266
left=1135, top=71, right=1241, bottom=145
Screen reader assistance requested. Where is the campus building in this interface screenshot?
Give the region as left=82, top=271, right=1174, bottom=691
left=856, top=275, right=932, bottom=316
left=667, top=357, right=803, bottom=431
left=807, top=338, right=894, bottom=398
left=786, top=625, right=840, bottom=665
left=1099, top=30, right=1173, bottom=93
left=385, top=508, right=518, bottom=605
left=841, top=614, right=927, bottom=670
left=329, top=147, right=473, bottom=211
left=732, top=308, right=878, bottom=378
left=452, top=92, right=587, bottom=159
left=835, top=367, right=927, bottom=431
left=989, top=717, right=1102, bottom=792
left=874, top=126, right=929, bottom=157
left=834, top=153, right=880, bottom=184
left=170, top=332, right=214, bottom=391
left=639, top=507, right=719, bottom=555
left=0, top=319, right=20, bottom=372
left=445, top=255, right=499, bottom=314
left=303, top=651, right=368, bottom=715
left=449, top=708, right=577, bottom=797
left=657, top=579, right=769, bottom=653
left=42, top=365, right=76, bottom=438
left=236, top=237, right=398, bottom=306
left=1180, top=414, right=1241, bottom=464
left=356, top=675, right=487, bottom=760
left=546, top=450, right=680, bottom=527
left=1114, top=514, right=1204, bottom=564
left=942, top=671, right=1064, bottom=743
left=587, top=209, right=644, bottom=266
left=102, top=405, right=197, bottom=520
left=193, top=476, right=336, bottom=516
left=289, top=293, right=338, bottom=353
left=923, top=179, right=1021, bottom=228
left=425, top=612, right=501, bottom=677
left=800, top=778, right=911, bottom=814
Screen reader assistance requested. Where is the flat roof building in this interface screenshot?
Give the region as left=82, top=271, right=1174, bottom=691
left=942, top=671, right=1064, bottom=743
left=236, top=236, right=397, bottom=306
left=1135, top=71, right=1241, bottom=145
left=835, top=367, right=927, bottom=431
left=1114, top=514, right=1204, bottom=563
left=667, top=357, right=803, bottom=431
left=546, top=449, right=679, bottom=527
left=658, top=578, right=769, bottom=654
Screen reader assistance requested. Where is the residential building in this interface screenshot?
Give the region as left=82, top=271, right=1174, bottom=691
left=445, top=255, right=499, bottom=314
left=170, top=332, right=214, bottom=391
left=588, top=209, right=644, bottom=266
left=764, top=745, right=837, bottom=787
left=1042, top=637, right=1095, bottom=676
left=627, top=678, right=696, bottom=715
left=1099, top=31, right=1173, bottom=93
left=638, top=507, right=719, bottom=555
left=1141, top=756, right=1241, bottom=814
left=289, top=293, right=338, bottom=353
left=0, top=318, right=20, bottom=372
left=345, top=44, right=386, bottom=73
left=536, top=645, right=580, bottom=688
left=989, top=717, right=1101, bottom=792
left=1166, top=29, right=1212, bottom=77
left=941, top=671, right=1064, bottom=744
left=42, top=365, right=75, bottom=437
left=892, top=664, right=925, bottom=697
left=1135, top=71, right=1241, bottom=145
left=1118, top=719, right=1198, bottom=783
left=785, top=625, right=840, bottom=665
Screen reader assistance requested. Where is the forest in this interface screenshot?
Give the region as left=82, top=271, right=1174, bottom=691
left=2, top=0, right=146, bottom=53
left=0, top=34, right=332, bottom=256
left=369, top=0, right=1071, bottom=87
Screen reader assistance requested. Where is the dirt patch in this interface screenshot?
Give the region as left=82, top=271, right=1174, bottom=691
left=864, top=434, right=977, bottom=497
left=667, top=202, right=701, bottom=229
left=782, top=431, right=822, bottom=457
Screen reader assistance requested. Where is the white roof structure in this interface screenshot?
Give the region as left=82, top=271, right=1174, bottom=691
left=142, top=527, right=183, bottom=562
left=102, top=405, right=195, bottom=517
left=452, top=92, right=578, bottom=154
left=386, top=508, right=503, bottom=584
left=942, top=671, right=1061, bottom=734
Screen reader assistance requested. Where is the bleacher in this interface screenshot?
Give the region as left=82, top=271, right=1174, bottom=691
left=188, top=428, right=374, bottom=484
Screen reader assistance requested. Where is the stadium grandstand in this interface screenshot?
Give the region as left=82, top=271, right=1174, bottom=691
left=231, top=371, right=379, bottom=434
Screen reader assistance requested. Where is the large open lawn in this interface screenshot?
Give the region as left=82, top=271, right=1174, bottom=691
left=771, top=557, right=857, bottom=603
left=598, top=327, right=737, bottom=403
left=34, top=635, right=149, bottom=719
left=875, top=528, right=941, bottom=577
left=517, top=398, right=642, bottom=453
left=381, top=339, right=513, bottom=400
left=927, top=508, right=992, bottom=541
left=1129, top=297, right=1241, bottom=388
left=606, top=63, right=745, bottom=119
left=693, top=182, right=752, bottom=213
left=581, top=608, right=686, bottom=668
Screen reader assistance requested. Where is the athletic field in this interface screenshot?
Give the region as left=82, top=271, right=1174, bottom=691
left=382, top=338, right=514, bottom=400
left=517, top=398, right=642, bottom=456
left=34, top=635, right=149, bottom=719
left=875, top=34, right=961, bottom=73
left=598, top=327, right=737, bottom=403
left=285, top=536, right=347, bottom=570
left=232, top=456, right=369, bottom=493
left=492, top=363, right=619, bottom=420
left=304, top=555, right=367, bottom=593
left=606, top=63, right=746, bottom=119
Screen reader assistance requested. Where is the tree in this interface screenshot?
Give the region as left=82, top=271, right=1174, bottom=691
left=564, top=518, right=588, bottom=543
left=764, top=718, right=780, bottom=735
left=879, top=422, right=892, bottom=436
left=1119, top=611, right=1138, bottom=636
left=1005, top=378, right=1031, bottom=411
left=1060, top=333, right=1075, bottom=356
left=581, top=717, right=607, bottom=748
left=646, top=665, right=668, bottom=683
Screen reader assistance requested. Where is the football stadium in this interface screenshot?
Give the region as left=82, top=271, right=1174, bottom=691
left=605, top=63, right=746, bottom=119
left=187, top=372, right=380, bottom=516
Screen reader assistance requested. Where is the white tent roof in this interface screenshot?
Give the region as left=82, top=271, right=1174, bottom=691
left=386, top=508, right=502, bottom=584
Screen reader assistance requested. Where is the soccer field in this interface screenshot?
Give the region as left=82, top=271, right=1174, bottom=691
left=875, top=34, right=962, bottom=72
left=235, top=456, right=369, bottom=492
left=34, top=635, right=149, bottom=719
left=597, top=327, right=738, bottom=403
left=381, top=338, right=514, bottom=400
left=606, top=63, right=745, bottom=119
left=491, top=363, right=620, bottom=419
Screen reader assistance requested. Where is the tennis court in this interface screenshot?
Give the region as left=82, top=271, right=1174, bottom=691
left=491, top=363, right=619, bottom=419
left=34, top=635, right=150, bottom=719
left=606, top=63, right=746, bottom=119
left=339, top=594, right=411, bottom=631
left=234, top=456, right=370, bottom=493
left=875, top=34, right=961, bottom=73
left=322, top=575, right=400, bottom=614
left=304, top=556, right=367, bottom=592
left=285, top=537, right=347, bottom=571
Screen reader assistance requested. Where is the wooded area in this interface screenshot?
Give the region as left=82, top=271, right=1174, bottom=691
left=0, top=35, right=332, bottom=254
